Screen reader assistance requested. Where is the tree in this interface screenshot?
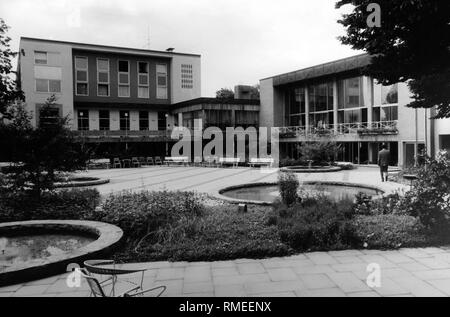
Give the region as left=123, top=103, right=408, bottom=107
left=216, top=88, right=234, bottom=100
left=249, top=84, right=260, bottom=100
left=0, top=18, right=24, bottom=117
left=336, top=0, right=450, bottom=118
left=0, top=95, right=88, bottom=198
left=298, top=142, right=341, bottom=165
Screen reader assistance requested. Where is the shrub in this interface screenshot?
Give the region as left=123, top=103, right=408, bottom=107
left=272, top=196, right=356, bottom=251
left=351, top=214, right=426, bottom=249
left=298, top=141, right=341, bottom=165
left=0, top=188, right=100, bottom=222
left=278, top=172, right=299, bottom=206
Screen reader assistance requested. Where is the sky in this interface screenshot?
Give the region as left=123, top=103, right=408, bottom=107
left=0, top=0, right=359, bottom=97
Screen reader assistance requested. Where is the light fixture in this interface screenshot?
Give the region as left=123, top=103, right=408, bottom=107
left=166, top=48, right=175, bottom=52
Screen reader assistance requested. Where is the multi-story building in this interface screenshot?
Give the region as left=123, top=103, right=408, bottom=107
left=17, top=37, right=202, bottom=157
left=260, top=54, right=450, bottom=168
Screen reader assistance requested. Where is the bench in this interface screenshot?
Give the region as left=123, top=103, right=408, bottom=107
left=87, top=159, right=110, bottom=170
left=165, top=156, right=189, bottom=166
left=249, top=158, right=274, bottom=168
left=219, top=157, right=240, bottom=168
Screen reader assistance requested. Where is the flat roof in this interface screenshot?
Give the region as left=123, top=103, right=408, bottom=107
left=262, top=53, right=371, bottom=86
left=172, top=97, right=260, bottom=109
left=20, top=37, right=201, bottom=58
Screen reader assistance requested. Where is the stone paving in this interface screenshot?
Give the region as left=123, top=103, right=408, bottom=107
left=1, top=247, right=450, bottom=297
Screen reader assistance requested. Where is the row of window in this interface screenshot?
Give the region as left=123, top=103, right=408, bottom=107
left=74, top=57, right=167, bottom=99
left=77, top=110, right=168, bottom=131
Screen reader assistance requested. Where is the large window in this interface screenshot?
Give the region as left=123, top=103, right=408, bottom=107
left=119, top=110, right=130, bottom=131
left=75, top=56, right=88, bottom=96
left=138, top=62, right=149, bottom=98
left=372, top=106, right=398, bottom=122
left=99, top=110, right=110, bottom=130
left=285, top=88, right=306, bottom=127
left=139, top=111, right=149, bottom=131
left=118, top=60, right=130, bottom=97
left=97, top=58, right=110, bottom=97
left=77, top=110, right=89, bottom=131
left=156, top=64, right=168, bottom=99
left=34, top=51, right=47, bottom=65
left=308, top=83, right=334, bottom=127
left=158, top=112, right=167, bottom=130
left=381, top=84, right=398, bottom=105
left=338, top=108, right=368, bottom=124
left=35, top=79, right=61, bottom=93
left=338, top=77, right=362, bottom=109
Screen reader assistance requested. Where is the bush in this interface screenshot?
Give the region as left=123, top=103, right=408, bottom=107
left=298, top=142, right=341, bottom=165
left=351, top=214, right=426, bottom=249
left=0, top=188, right=100, bottom=222
left=278, top=172, right=299, bottom=206
left=270, top=196, right=356, bottom=251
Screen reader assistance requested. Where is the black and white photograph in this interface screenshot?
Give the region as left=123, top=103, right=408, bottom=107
left=0, top=0, right=450, bottom=303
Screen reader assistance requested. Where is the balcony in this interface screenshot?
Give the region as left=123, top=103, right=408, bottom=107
left=73, top=130, right=178, bottom=142
left=277, top=121, right=398, bottom=139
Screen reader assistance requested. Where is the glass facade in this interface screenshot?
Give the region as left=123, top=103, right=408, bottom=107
left=284, top=87, right=306, bottom=126
left=308, top=83, right=334, bottom=128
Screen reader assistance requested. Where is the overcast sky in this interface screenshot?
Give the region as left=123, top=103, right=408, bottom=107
left=1, top=0, right=359, bottom=96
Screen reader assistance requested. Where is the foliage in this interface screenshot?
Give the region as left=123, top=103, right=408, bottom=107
left=351, top=214, right=426, bottom=249
left=0, top=188, right=100, bottom=222
left=298, top=142, right=341, bottom=165
left=215, top=87, right=234, bottom=100
left=278, top=172, right=299, bottom=206
left=0, top=18, right=24, bottom=117
left=336, top=0, right=450, bottom=118
left=0, top=96, right=88, bottom=197
left=268, top=196, right=356, bottom=251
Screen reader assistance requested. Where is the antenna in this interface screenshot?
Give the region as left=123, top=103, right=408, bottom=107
left=145, top=25, right=150, bottom=49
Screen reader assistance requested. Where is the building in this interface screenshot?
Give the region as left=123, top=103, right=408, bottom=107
left=260, top=54, right=450, bottom=168
left=16, top=37, right=260, bottom=160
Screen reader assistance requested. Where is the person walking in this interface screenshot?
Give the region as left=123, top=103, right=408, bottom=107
left=378, top=143, right=390, bottom=182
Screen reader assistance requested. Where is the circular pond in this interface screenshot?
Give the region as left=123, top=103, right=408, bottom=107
left=0, top=220, right=123, bottom=286
left=218, top=182, right=384, bottom=205
left=54, top=176, right=110, bottom=188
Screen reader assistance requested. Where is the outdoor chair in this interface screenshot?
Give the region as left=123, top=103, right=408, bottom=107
left=122, top=159, right=131, bottom=168
left=193, top=156, right=202, bottom=166
left=213, top=156, right=220, bottom=167
left=155, top=156, right=163, bottom=165
left=132, top=157, right=141, bottom=168
left=80, top=267, right=166, bottom=298
left=203, top=156, right=213, bottom=167
left=113, top=158, right=121, bottom=168
left=146, top=157, right=154, bottom=165
left=138, top=157, right=146, bottom=166
left=83, top=260, right=166, bottom=297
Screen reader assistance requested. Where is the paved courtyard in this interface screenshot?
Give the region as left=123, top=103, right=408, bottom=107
left=76, top=165, right=405, bottom=197
left=1, top=247, right=450, bottom=297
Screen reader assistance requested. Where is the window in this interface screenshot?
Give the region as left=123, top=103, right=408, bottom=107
left=308, top=83, right=334, bottom=127
left=118, top=60, right=130, bottom=97
left=77, top=110, right=89, bottom=131
left=139, top=111, right=149, bottom=131
left=338, top=77, right=362, bottom=109
left=99, top=110, right=110, bottom=130
left=156, top=64, right=168, bottom=99
left=381, top=84, right=398, bottom=105
left=158, top=112, right=167, bottom=130
left=97, top=58, right=110, bottom=96
left=120, top=110, right=130, bottom=131
left=138, top=62, right=149, bottom=98
left=35, top=51, right=47, bottom=65
left=75, top=56, right=88, bottom=96
left=35, top=79, right=61, bottom=93
left=39, top=106, right=60, bottom=127
left=285, top=87, right=306, bottom=127
left=372, top=106, right=398, bottom=122
left=181, top=64, right=193, bottom=89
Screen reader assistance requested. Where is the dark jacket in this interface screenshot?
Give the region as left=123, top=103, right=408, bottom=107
left=378, top=149, right=390, bottom=167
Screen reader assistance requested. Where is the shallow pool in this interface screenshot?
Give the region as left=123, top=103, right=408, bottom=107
left=221, top=183, right=383, bottom=204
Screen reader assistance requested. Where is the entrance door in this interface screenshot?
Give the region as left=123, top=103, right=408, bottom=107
left=404, top=143, right=416, bottom=168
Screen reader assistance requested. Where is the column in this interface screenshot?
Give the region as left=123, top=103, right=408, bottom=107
left=305, top=86, right=309, bottom=135
left=333, top=80, right=338, bottom=134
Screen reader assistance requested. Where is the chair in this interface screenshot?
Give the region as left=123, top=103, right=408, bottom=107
left=146, top=157, right=154, bottom=165
left=155, top=156, right=163, bottom=165
left=79, top=267, right=166, bottom=298
left=193, top=156, right=202, bottom=167
left=83, top=260, right=166, bottom=297
left=132, top=157, right=141, bottom=168
left=113, top=158, right=121, bottom=168
left=138, top=157, right=146, bottom=166
left=204, top=156, right=213, bottom=167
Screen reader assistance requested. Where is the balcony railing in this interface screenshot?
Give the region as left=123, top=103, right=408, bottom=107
left=73, top=130, right=177, bottom=140
left=278, top=121, right=398, bottom=138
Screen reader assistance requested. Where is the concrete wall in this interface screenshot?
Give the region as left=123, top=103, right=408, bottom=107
left=19, top=38, right=74, bottom=127
left=171, top=55, right=201, bottom=103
